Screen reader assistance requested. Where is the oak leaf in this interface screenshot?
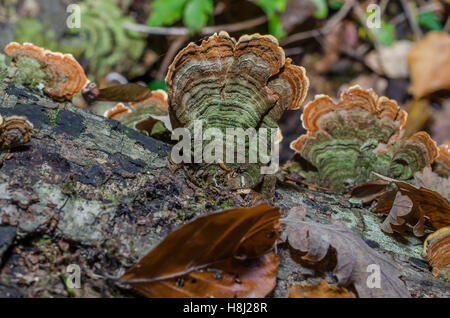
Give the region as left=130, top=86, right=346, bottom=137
left=282, top=212, right=410, bottom=298
left=374, top=169, right=450, bottom=236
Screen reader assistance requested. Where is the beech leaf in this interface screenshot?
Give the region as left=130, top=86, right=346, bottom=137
left=97, top=83, right=153, bottom=102
left=120, top=203, right=280, bottom=298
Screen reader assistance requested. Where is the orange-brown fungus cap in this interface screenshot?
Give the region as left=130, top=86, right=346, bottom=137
left=403, top=131, right=439, bottom=165
left=0, top=114, right=33, bottom=149
left=4, top=42, right=87, bottom=100
left=299, top=85, right=407, bottom=134
left=130, top=89, right=169, bottom=114
left=422, top=226, right=450, bottom=277
left=104, top=103, right=131, bottom=120
left=289, top=86, right=437, bottom=192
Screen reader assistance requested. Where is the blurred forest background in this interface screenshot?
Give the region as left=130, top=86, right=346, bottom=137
left=1, top=0, right=449, bottom=162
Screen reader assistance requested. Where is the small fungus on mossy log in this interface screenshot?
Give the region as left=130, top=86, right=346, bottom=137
left=0, top=114, right=33, bottom=150
left=4, top=42, right=87, bottom=100
left=104, top=103, right=131, bottom=120
left=104, top=89, right=171, bottom=136
left=290, top=86, right=438, bottom=192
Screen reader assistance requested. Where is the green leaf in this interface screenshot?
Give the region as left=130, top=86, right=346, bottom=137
left=147, top=0, right=186, bottom=27
left=256, top=0, right=287, bottom=13
left=309, top=0, right=328, bottom=19
left=255, top=0, right=287, bottom=39
left=418, top=11, right=442, bottom=31
left=183, top=0, right=213, bottom=33
left=148, top=79, right=167, bottom=91
left=373, top=21, right=396, bottom=46
left=267, top=13, right=286, bottom=39
left=329, top=0, right=344, bottom=10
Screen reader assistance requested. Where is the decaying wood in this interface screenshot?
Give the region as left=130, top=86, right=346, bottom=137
left=0, top=82, right=448, bottom=297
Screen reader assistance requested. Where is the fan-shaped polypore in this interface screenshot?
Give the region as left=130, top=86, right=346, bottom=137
left=166, top=31, right=309, bottom=188
left=4, top=42, right=87, bottom=100
left=0, top=114, right=33, bottom=150
left=422, top=226, right=450, bottom=278
left=290, top=86, right=438, bottom=192
left=104, top=90, right=171, bottom=135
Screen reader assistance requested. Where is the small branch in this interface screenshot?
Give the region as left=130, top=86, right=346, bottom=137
left=399, top=0, right=423, bottom=39
left=123, top=16, right=268, bottom=36
left=379, top=0, right=390, bottom=15
left=281, top=0, right=355, bottom=46
left=444, top=17, right=450, bottom=33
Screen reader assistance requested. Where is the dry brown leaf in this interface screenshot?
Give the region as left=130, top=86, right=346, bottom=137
left=414, top=167, right=450, bottom=201
left=96, top=83, right=153, bottom=102
left=348, top=180, right=389, bottom=204
left=431, top=100, right=450, bottom=145
left=422, top=226, right=450, bottom=279
left=286, top=280, right=356, bottom=298
left=373, top=190, right=398, bottom=215
left=282, top=212, right=410, bottom=298
left=374, top=169, right=450, bottom=237
left=120, top=203, right=280, bottom=298
left=407, top=31, right=450, bottom=99
left=380, top=192, right=415, bottom=235
left=365, top=41, right=413, bottom=78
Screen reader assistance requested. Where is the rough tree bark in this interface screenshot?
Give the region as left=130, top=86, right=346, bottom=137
left=0, top=81, right=448, bottom=298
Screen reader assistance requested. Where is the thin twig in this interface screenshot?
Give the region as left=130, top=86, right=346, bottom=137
left=379, top=0, right=390, bottom=15
left=399, top=0, right=423, bottom=39
left=123, top=16, right=268, bottom=36
left=444, top=17, right=450, bottom=33
left=281, top=0, right=355, bottom=46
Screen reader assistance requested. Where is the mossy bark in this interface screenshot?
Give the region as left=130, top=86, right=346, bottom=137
left=0, top=82, right=448, bottom=298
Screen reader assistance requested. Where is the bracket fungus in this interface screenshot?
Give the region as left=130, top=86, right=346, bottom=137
left=0, top=114, right=33, bottom=150
left=4, top=42, right=87, bottom=100
left=422, top=226, right=450, bottom=279
left=104, top=89, right=171, bottom=135
left=290, top=86, right=438, bottom=192
left=166, top=31, right=309, bottom=189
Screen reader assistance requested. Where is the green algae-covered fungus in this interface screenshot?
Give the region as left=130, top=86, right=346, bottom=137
left=5, top=42, right=87, bottom=100
left=291, top=86, right=439, bottom=193
left=434, top=144, right=450, bottom=178
left=166, top=31, right=309, bottom=189
left=103, top=90, right=171, bottom=136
